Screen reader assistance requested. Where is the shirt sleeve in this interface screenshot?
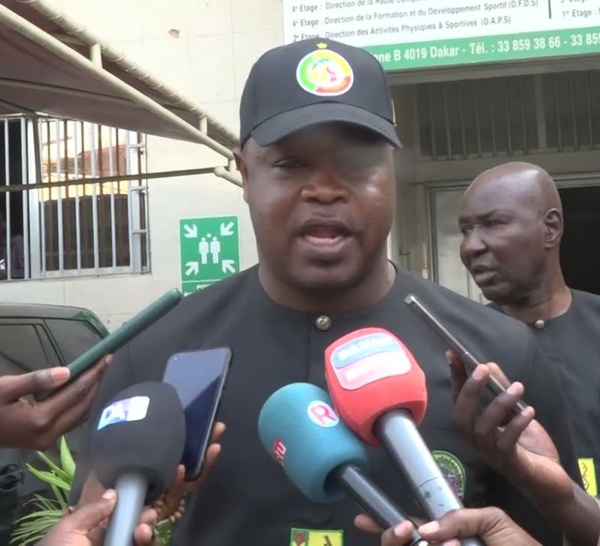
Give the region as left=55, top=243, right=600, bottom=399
left=69, top=343, right=135, bottom=504
left=487, top=331, right=583, bottom=545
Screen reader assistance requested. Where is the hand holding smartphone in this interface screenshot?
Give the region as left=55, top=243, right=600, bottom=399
left=35, top=288, right=183, bottom=402
left=404, top=293, right=527, bottom=415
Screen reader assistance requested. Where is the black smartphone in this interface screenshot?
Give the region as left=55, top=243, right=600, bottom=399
left=162, top=347, right=232, bottom=480
left=35, top=288, right=183, bottom=402
left=404, top=294, right=527, bottom=414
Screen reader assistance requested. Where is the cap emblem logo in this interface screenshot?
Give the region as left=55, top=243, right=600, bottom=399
left=296, top=46, right=354, bottom=97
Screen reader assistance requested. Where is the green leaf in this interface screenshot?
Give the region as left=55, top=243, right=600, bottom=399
left=26, top=465, right=71, bottom=491
left=10, top=500, right=63, bottom=546
left=34, top=452, right=70, bottom=483
left=59, top=436, right=76, bottom=479
left=11, top=442, right=75, bottom=546
left=11, top=527, right=51, bottom=546
left=49, top=483, right=68, bottom=509
left=28, top=493, right=62, bottom=511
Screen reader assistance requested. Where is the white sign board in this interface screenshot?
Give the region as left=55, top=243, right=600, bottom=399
left=283, top=0, right=600, bottom=70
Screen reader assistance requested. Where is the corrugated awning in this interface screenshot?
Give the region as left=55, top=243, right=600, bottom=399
left=0, top=0, right=241, bottom=184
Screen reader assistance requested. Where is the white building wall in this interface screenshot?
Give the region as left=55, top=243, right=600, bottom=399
left=2, top=0, right=285, bottom=330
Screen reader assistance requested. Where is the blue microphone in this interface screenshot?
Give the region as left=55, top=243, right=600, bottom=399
left=258, top=383, right=427, bottom=545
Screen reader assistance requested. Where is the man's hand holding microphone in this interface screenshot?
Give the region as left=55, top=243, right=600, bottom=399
left=37, top=489, right=152, bottom=546
left=74, top=381, right=225, bottom=546
left=37, top=417, right=224, bottom=546
left=356, top=506, right=541, bottom=546
left=357, top=348, right=600, bottom=546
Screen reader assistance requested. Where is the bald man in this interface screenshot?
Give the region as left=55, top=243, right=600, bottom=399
left=459, top=161, right=600, bottom=499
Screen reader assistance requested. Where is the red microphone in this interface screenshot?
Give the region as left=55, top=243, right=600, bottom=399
left=325, top=327, right=484, bottom=546
left=324, top=327, right=427, bottom=445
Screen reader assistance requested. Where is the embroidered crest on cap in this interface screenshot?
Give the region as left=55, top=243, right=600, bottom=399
left=296, top=43, right=354, bottom=97
left=432, top=450, right=466, bottom=500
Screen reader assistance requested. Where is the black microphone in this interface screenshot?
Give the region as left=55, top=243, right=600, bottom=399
left=258, top=383, right=428, bottom=546
left=88, top=381, right=185, bottom=546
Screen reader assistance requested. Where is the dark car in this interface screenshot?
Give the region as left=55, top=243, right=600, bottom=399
left=0, top=302, right=109, bottom=542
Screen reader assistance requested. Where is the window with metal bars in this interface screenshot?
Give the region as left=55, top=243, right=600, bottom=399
left=417, top=69, right=600, bottom=160
left=542, top=71, right=600, bottom=152
left=0, top=117, right=149, bottom=280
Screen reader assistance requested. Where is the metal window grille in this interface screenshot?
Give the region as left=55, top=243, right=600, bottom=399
left=0, top=116, right=149, bottom=280
left=542, top=71, right=600, bottom=153
left=416, top=69, right=600, bottom=161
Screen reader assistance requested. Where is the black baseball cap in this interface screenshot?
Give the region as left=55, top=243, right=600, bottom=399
left=239, top=37, right=401, bottom=148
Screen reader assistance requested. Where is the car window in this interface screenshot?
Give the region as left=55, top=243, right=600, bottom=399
left=46, top=319, right=103, bottom=363
left=0, top=324, right=50, bottom=375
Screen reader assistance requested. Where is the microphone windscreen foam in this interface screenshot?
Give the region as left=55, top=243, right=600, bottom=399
left=89, top=381, right=185, bottom=504
left=258, top=383, right=368, bottom=502
left=325, top=327, right=428, bottom=445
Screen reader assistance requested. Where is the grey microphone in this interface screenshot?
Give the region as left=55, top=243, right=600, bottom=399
left=103, top=474, right=148, bottom=546
left=376, top=410, right=484, bottom=546
left=87, top=381, right=186, bottom=546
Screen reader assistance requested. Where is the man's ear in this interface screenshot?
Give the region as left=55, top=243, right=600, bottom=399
left=543, top=208, right=563, bottom=248
left=233, top=148, right=249, bottom=203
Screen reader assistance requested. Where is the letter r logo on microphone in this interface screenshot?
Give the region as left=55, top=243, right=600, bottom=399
left=307, top=401, right=339, bottom=428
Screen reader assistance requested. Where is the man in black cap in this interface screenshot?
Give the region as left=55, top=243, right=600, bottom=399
left=72, top=38, right=582, bottom=546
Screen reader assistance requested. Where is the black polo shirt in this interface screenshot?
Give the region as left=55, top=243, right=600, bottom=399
left=490, top=289, right=600, bottom=499
left=72, top=265, right=581, bottom=546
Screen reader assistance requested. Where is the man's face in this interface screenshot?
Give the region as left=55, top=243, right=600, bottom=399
left=236, top=123, right=396, bottom=291
left=458, top=182, right=547, bottom=304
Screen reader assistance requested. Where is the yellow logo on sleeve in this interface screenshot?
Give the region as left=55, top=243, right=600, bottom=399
left=579, top=458, right=597, bottom=496
left=290, top=528, right=343, bottom=546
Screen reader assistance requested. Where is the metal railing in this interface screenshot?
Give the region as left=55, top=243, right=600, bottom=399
left=1, top=116, right=149, bottom=281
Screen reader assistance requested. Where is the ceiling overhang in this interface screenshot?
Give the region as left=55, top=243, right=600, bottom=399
left=0, top=0, right=241, bottom=186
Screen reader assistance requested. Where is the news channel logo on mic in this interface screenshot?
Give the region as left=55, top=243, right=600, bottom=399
left=325, top=327, right=427, bottom=444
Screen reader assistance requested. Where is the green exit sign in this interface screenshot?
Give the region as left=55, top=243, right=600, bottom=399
left=179, top=215, right=240, bottom=296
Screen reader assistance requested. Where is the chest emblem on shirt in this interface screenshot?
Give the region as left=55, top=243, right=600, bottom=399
left=290, top=528, right=343, bottom=546
left=432, top=450, right=466, bottom=500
